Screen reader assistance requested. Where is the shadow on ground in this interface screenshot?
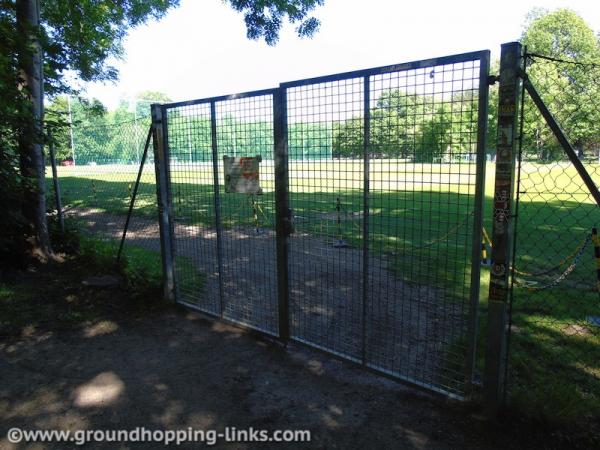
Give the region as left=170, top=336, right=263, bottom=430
left=1, top=259, right=596, bottom=449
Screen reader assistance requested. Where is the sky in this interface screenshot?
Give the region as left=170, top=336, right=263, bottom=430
left=83, top=0, right=600, bottom=110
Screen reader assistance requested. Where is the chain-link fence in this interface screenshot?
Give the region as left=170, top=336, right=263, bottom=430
left=508, top=53, right=600, bottom=424
left=46, top=115, right=162, bottom=282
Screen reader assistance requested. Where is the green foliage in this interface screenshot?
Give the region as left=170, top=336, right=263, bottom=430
left=40, top=1, right=181, bottom=93
left=78, top=237, right=163, bottom=293
left=520, top=9, right=600, bottom=161
left=415, top=106, right=453, bottom=163
left=44, top=91, right=177, bottom=165
left=0, top=144, right=28, bottom=268
left=332, top=90, right=479, bottom=162
left=289, top=122, right=332, bottom=159
left=225, top=0, right=324, bottom=45
left=1, top=0, right=181, bottom=261
left=0, top=2, right=33, bottom=267
left=522, top=8, right=600, bottom=61
left=46, top=95, right=107, bottom=161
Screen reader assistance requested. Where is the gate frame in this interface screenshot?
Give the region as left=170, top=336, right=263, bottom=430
left=153, top=50, right=492, bottom=401
left=157, top=89, right=286, bottom=337
left=274, top=88, right=292, bottom=342
left=280, top=49, right=491, bottom=399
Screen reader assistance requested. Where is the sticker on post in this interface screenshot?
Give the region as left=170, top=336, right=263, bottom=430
left=223, top=155, right=263, bottom=195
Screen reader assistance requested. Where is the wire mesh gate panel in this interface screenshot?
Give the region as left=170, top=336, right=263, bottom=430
left=284, top=77, right=366, bottom=361
left=156, top=50, right=490, bottom=399
left=162, top=91, right=279, bottom=335
left=282, top=51, right=489, bottom=397
left=215, top=94, right=278, bottom=334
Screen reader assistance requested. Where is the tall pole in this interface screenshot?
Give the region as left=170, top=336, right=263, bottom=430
left=67, top=95, right=76, bottom=165
left=151, top=104, right=176, bottom=301
left=133, top=97, right=140, bottom=163
left=274, top=87, right=291, bottom=342
left=484, top=42, right=523, bottom=417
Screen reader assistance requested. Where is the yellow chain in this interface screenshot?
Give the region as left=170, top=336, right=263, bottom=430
left=416, top=214, right=473, bottom=248
left=483, top=227, right=590, bottom=278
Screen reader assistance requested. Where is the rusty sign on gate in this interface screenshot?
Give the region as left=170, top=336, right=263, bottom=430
left=223, top=155, right=263, bottom=195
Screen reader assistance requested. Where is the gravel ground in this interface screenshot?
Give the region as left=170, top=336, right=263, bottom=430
left=1, top=256, right=593, bottom=449
left=71, top=208, right=470, bottom=397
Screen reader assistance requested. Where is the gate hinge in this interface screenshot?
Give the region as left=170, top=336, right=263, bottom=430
left=487, top=75, right=500, bottom=86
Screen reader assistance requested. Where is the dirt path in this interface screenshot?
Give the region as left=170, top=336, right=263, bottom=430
left=69, top=208, right=468, bottom=397
left=1, top=258, right=591, bottom=449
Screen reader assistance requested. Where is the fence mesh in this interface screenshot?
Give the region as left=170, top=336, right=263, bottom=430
left=164, top=93, right=279, bottom=335
left=284, top=54, right=487, bottom=397
left=286, top=77, right=366, bottom=361
left=366, top=60, right=483, bottom=395
left=42, top=48, right=600, bottom=415
left=46, top=116, right=162, bottom=281
left=215, top=95, right=278, bottom=334
left=509, top=53, right=600, bottom=423
left=165, top=103, right=219, bottom=313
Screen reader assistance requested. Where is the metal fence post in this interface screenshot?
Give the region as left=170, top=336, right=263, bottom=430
left=484, top=42, right=523, bottom=416
left=466, top=50, right=490, bottom=394
left=151, top=104, right=176, bottom=302
left=274, top=87, right=291, bottom=342
left=47, top=127, right=64, bottom=233
left=361, top=75, right=371, bottom=365
left=209, top=100, right=225, bottom=316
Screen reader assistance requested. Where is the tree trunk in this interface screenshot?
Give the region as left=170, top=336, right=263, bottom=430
left=16, top=0, right=52, bottom=260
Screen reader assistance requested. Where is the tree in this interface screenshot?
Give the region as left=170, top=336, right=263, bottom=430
left=46, top=96, right=107, bottom=162
left=520, top=9, right=600, bottom=161
left=415, top=105, right=452, bottom=163
left=16, top=0, right=48, bottom=259
left=10, top=0, right=178, bottom=261
left=225, top=0, right=324, bottom=45
left=4, top=0, right=325, bottom=262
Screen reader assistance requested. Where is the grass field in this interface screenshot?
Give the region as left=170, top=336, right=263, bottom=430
left=47, top=159, right=600, bottom=424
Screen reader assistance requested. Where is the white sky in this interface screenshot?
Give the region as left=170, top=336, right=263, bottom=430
left=83, top=0, right=600, bottom=110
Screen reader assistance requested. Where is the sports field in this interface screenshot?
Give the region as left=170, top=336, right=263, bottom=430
left=49, top=159, right=600, bottom=421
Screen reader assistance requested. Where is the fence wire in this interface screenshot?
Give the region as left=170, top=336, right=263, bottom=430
left=508, top=53, right=600, bottom=423
left=283, top=53, right=487, bottom=397
left=164, top=92, right=279, bottom=335
left=47, top=116, right=162, bottom=280
left=49, top=52, right=490, bottom=401
left=165, top=103, right=220, bottom=313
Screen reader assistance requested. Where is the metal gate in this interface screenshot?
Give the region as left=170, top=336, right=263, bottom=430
left=155, top=90, right=280, bottom=335
left=152, top=50, right=490, bottom=399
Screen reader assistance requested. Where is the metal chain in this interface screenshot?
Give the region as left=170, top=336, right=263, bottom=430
left=483, top=227, right=590, bottom=278
left=513, top=235, right=591, bottom=291
left=413, top=213, right=473, bottom=249
left=512, top=234, right=591, bottom=277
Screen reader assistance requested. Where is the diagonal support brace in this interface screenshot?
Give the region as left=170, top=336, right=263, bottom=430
left=117, top=126, right=153, bottom=263
left=523, top=77, right=600, bottom=207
